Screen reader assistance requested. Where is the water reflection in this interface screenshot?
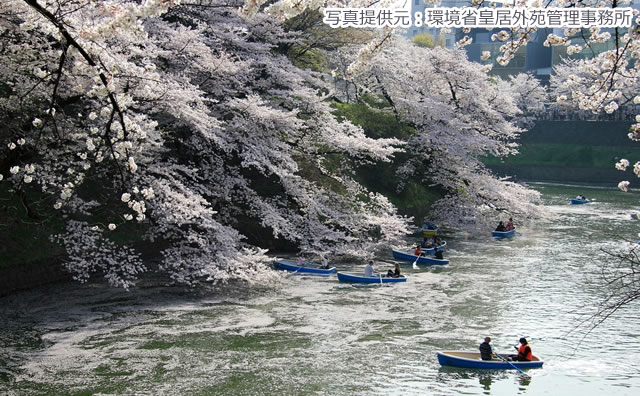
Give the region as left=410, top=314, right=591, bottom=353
left=436, top=366, right=535, bottom=395
left=477, top=371, right=532, bottom=394
left=518, top=373, right=532, bottom=389
left=478, top=373, right=493, bottom=393
left=436, top=367, right=530, bottom=395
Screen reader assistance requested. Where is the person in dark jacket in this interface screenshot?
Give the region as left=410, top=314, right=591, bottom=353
left=495, top=221, right=506, bottom=232
left=421, top=237, right=432, bottom=248
left=434, top=249, right=444, bottom=260
left=387, top=263, right=401, bottom=278
left=479, top=337, right=494, bottom=360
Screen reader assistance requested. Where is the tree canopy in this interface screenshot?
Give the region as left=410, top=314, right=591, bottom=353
left=0, top=0, right=562, bottom=288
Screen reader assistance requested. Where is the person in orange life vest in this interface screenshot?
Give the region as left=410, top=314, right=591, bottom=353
left=510, top=337, right=532, bottom=361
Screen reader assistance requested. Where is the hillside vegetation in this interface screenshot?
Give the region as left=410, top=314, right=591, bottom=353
left=331, top=100, right=443, bottom=223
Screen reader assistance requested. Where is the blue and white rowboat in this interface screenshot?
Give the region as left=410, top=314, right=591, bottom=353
left=492, top=229, right=516, bottom=238
left=570, top=199, right=590, bottom=205
left=337, top=272, right=407, bottom=283
left=437, top=351, right=543, bottom=370
left=391, top=249, right=449, bottom=265
left=273, top=259, right=336, bottom=275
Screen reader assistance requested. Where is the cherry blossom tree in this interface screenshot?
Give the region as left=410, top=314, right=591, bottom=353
left=497, top=73, right=548, bottom=128
left=344, top=38, right=547, bottom=229
left=0, top=0, right=570, bottom=289
left=0, top=0, right=409, bottom=288
left=579, top=243, right=640, bottom=333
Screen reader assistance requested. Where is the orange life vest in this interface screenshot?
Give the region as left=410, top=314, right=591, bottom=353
left=518, top=343, right=532, bottom=361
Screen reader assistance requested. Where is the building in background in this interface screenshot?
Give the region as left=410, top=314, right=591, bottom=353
left=408, top=0, right=467, bottom=48
left=457, top=27, right=553, bottom=83
left=406, top=1, right=639, bottom=84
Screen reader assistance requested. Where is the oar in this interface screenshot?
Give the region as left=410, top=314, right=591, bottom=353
left=288, top=260, right=309, bottom=276
left=379, top=273, right=383, bottom=286
left=495, top=353, right=530, bottom=377
left=412, top=253, right=420, bottom=269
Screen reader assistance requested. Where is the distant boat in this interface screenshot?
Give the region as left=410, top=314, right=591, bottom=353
left=421, top=228, right=438, bottom=237
left=337, top=272, right=407, bottom=283
left=273, top=259, right=336, bottom=275
left=436, top=351, right=543, bottom=370
left=570, top=199, right=590, bottom=205
left=492, top=229, right=516, bottom=238
left=418, top=221, right=438, bottom=237
left=391, top=249, right=449, bottom=265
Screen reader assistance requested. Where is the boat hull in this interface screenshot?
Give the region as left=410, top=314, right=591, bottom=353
left=492, top=229, right=515, bottom=238
left=437, top=351, right=543, bottom=370
left=273, top=259, right=336, bottom=275
left=391, top=249, right=449, bottom=265
left=570, top=199, right=590, bottom=205
left=422, top=229, right=438, bottom=237
left=337, top=272, right=407, bottom=283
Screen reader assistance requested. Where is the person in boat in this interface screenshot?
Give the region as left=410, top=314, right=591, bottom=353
left=479, top=337, right=495, bottom=361
left=423, top=220, right=437, bottom=230
left=387, top=263, right=401, bottom=278
left=320, top=255, right=330, bottom=269
left=510, top=337, right=533, bottom=361
left=434, top=248, right=444, bottom=260
left=364, top=260, right=376, bottom=277
left=296, top=255, right=306, bottom=266
left=576, top=194, right=586, bottom=200
left=495, top=221, right=506, bottom=232
left=421, top=237, right=433, bottom=248
left=504, top=217, right=515, bottom=231
left=414, top=245, right=423, bottom=256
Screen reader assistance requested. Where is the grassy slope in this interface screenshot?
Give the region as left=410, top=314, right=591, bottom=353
left=483, top=143, right=640, bottom=169
left=484, top=121, right=640, bottom=183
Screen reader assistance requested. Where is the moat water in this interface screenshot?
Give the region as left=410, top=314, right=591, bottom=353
left=1, top=183, right=639, bottom=395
